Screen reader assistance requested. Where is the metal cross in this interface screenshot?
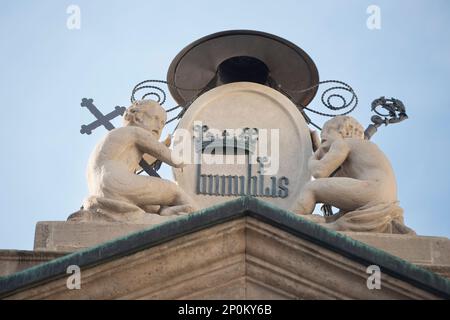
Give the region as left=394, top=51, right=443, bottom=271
left=80, top=98, right=126, bottom=135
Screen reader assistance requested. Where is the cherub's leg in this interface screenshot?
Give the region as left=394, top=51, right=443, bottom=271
left=158, top=189, right=197, bottom=216
left=159, top=204, right=195, bottom=216
left=141, top=204, right=160, bottom=214
left=296, top=178, right=375, bottom=215
left=119, top=175, right=197, bottom=214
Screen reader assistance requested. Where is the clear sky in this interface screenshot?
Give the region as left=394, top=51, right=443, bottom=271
left=1, top=0, right=449, bottom=250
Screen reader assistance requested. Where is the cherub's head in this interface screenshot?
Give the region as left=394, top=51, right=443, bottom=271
left=321, top=116, right=364, bottom=144
left=123, top=100, right=167, bottom=138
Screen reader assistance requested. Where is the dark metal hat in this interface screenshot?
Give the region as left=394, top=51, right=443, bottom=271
left=167, top=30, right=319, bottom=108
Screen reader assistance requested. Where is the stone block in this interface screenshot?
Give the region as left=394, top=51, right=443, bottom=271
left=34, top=220, right=173, bottom=252
left=0, top=250, right=66, bottom=277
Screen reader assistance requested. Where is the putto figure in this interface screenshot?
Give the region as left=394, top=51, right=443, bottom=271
left=296, top=116, right=414, bottom=234
left=69, top=99, right=197, bottom=223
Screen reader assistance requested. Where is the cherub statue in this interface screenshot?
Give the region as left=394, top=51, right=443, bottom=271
left=296, top=116, right=414, bottom=234
left=69, top=99, right=197, bottom=223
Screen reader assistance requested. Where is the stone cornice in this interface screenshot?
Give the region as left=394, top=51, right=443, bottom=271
left=1, top=197, right=449, bottom=298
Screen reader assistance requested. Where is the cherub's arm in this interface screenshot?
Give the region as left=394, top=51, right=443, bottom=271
left=141, top=135, right=172, bottom=166
left=133, top=129, right=182, bottom=168
left=308, top=139, right=349, bottom=178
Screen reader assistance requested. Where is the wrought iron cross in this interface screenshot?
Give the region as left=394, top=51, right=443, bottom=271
left=80, top=98, right=126, bottom=135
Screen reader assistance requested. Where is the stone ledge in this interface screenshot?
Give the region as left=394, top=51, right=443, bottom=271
left=342, top=232, right=450, bottom=266
left=0, top=250, right=66, bottom=277
left=4, top=218, right=447, bottom=299
left=421, top=265, right=450, bottom=279
left=11, top=196, right=446, bottom=299
left=34, top=219, right=177, bottom=252
left=34, top=221, right=450, bottom=272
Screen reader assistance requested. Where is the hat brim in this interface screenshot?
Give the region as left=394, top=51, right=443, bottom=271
left=167, top=30, right=319, bottom=108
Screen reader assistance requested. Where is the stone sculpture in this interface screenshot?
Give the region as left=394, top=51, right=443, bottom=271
left=69, top=99, right=197, bottom=223
left=296, top=116, right=415, bottom=234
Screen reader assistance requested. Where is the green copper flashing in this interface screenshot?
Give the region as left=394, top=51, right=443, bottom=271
left=1, top=196, right=449, bottom=298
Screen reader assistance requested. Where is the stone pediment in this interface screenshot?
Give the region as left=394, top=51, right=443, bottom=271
left=0, top=197, right=449, bottom=299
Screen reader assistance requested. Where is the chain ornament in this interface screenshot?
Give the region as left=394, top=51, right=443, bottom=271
left=296, top=80, right=358, bottom=119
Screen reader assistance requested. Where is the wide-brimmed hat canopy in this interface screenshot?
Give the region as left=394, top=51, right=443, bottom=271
left=167, top=30, right=319, bottom=108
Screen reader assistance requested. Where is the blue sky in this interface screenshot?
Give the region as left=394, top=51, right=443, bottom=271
left=1, top=0, right=449, bottom=249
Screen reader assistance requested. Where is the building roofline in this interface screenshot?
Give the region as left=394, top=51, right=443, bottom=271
left=1, top=196, right=449, bottom=298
